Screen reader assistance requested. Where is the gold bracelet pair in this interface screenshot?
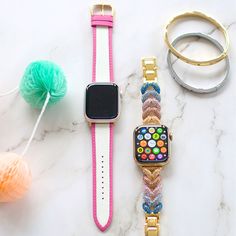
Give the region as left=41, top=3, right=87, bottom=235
left=165, top=11, right=229, bottom=66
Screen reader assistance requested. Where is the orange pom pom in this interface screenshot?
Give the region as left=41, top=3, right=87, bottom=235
left=0, top=152, right=31, bottom=202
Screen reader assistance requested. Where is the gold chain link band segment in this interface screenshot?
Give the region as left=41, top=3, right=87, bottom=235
left=142, top=57, right=158, bottom=82
left=164, top=11, right=229, bottom=66
left=145, top=213, right=160, bottom=236
left=141, top=57, right=160, bottom=126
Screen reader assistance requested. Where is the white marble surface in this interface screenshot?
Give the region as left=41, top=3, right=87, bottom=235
left=0, top=0, right=236, bottom=235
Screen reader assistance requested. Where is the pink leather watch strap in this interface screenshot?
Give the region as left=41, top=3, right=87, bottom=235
left=91, top=14, right=114, bottom=231
left=92, top=15, right=114, bottom=83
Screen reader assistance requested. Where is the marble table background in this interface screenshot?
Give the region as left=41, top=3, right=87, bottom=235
left=0, top=0, right=236, bottom=235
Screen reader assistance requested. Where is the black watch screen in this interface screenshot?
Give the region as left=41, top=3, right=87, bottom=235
left=85, top=83, right=119, bottom=120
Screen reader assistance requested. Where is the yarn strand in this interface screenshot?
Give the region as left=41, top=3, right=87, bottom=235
left=0, top=61, right=67, bottom=203
left=21, top=93, right=50, bottom=157
left=0, top=86, right=19, bottom=97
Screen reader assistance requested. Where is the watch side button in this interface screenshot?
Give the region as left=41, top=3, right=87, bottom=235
left=120, top=89, right=123, bottom=99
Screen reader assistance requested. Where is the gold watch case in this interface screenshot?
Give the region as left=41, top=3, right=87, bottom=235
left=133, top=124, right=172, bottom=168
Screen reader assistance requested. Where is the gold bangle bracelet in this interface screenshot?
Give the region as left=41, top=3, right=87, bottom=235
left=164, top=11, right=229, bottom=66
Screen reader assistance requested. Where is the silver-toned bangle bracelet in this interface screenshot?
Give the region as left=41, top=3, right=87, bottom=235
left=167, top=33, right=230, bottom=93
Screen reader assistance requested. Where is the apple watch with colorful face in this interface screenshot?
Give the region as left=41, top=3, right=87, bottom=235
left=85, top=4, right=120, bottom=232
left=134, top=125, right=170, bottom=165
left=133, top=57, right=172, bottom=236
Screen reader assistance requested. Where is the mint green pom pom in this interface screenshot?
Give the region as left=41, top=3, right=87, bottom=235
left=20, top=61, right=67, bottom=109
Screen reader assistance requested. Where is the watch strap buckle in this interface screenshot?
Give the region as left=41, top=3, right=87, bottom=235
left=90, top=3, right=114, bottom=16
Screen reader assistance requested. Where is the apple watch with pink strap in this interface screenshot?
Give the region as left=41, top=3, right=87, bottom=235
left=85, top=4, right=120, bottom=232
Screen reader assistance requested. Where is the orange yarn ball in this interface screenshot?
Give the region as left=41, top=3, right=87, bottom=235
left=0, top=152, right=31, bottom=202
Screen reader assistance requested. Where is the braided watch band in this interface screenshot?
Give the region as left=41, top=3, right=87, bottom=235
left=143, top=168, right=162, bottom=214
left=141, top=58, right=162, bottom=236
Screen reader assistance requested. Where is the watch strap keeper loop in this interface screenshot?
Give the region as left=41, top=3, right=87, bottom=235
left=91, top=15, right=113, bottom=27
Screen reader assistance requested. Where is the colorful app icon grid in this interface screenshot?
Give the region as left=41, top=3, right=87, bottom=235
left=134, top=126, right=169, bottom=163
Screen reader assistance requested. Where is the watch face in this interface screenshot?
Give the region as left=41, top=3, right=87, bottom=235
left=134, top=125, right=169, bottom=164
left=85, top=83, right=119, bottom=120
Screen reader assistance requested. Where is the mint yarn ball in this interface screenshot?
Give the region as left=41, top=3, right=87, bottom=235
left=20, top=61, right=67, bottom=109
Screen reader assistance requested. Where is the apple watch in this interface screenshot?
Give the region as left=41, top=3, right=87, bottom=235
left=133, top=57, right=172, bottom=236
left=85, top=4, right=120, bottom=232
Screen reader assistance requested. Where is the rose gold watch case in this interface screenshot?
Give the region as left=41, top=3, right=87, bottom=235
left=84, top=82, right=121, bottom=124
